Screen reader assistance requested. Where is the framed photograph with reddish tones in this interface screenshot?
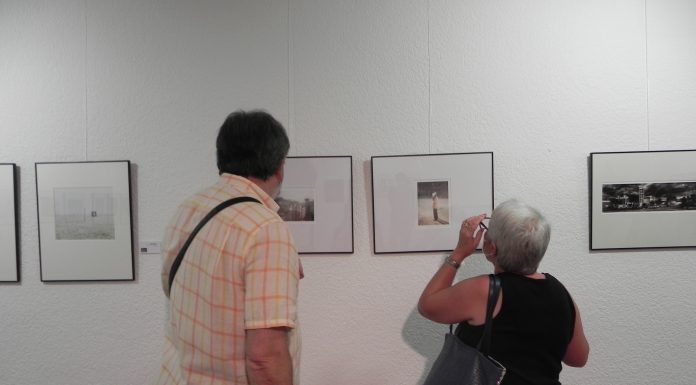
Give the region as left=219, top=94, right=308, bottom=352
left=275, top=156, right=353, bottom=254
left=35, top=161, right=134, bottom=281
left=590, top=149, right=696, bottom=250
left=371, top=152, right=494, bottom=254
left=0, top=163, right=19, bottom=282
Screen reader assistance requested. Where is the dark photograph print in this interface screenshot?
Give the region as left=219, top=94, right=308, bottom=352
left=602, top=182, right=696, bottom=213
left=276, top=187, right=315, bottom=222
left=417, top=180, right=450, bottom=226
left=53, top=187, right=116, bottom=240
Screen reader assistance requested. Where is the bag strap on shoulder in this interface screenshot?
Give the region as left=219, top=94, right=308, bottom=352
left=167, top=196, right=261, bottom=295
left=477, top=274, right=501, bottom=354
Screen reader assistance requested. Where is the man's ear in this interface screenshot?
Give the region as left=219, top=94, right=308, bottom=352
left=274, top=159, right=285, bottom=182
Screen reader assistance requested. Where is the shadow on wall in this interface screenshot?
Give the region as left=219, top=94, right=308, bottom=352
left=402, top=307, right=447, bottom=385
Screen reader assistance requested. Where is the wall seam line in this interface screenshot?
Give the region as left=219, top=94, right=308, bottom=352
left=645, top=0, right=650, bottom=151
left=288, top=0, right=295, bottom=155
left=427, top=0, right=432, bottom=154
left=84, top=0, right=88, bottom=160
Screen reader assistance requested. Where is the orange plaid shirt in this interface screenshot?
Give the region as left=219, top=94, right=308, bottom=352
left=156, top=174, right=301, bottom=385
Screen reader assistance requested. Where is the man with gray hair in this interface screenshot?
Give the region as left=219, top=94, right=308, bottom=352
left=156, top=110, right=302, bottom=385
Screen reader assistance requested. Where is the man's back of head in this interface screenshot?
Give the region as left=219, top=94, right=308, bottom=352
left=216, top=110, right=290, bottom=180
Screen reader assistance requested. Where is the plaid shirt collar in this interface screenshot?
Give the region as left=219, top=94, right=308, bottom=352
left=218, top=173, right=280, bottom=212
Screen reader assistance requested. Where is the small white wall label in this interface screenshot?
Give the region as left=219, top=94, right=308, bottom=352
left=139, top=241, right=162, bottom=254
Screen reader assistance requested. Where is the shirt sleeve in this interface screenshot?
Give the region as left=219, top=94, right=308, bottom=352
left=160, top=210, right=192, bottom=297
left=244, top=219, right=300, bottom=330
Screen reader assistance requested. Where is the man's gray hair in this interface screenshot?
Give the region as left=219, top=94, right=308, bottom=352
left=487, top=199, right=551, bottom=274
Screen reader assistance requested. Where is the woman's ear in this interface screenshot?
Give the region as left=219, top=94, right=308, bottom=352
left=484, top=240, right=497, bottom=262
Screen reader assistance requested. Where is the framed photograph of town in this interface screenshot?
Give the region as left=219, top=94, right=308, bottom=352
left=371, top=152, right=494, bottom=254
left=590, top=150, right=696, bottom=250
left=35, top=161, right=134, bottom=281
left=275, top=156, right=353, bottom=254
left=0, top=164, right=19, bottom=282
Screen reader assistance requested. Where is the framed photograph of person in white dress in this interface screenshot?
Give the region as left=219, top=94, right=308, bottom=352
left=590, top=149, right=696, bottom=250
left=0, top=163, right=19, bottom=282
left=35, top=161, right=134, bottom=281
left=371, top=152, right=494, bottom=254
left=275, top=156, right=353, bottom=254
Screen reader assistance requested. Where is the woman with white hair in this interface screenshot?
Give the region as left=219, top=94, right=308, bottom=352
left=418, top=199, right=589, bottom=385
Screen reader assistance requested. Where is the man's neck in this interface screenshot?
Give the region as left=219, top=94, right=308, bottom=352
left=247, top=175, right=279, bottom=198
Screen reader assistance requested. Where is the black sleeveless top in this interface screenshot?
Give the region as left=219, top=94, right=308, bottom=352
left=455, top=272, right=576, bottom=385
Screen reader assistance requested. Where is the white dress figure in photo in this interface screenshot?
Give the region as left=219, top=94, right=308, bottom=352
left=432, top=192, right=440, bottom=222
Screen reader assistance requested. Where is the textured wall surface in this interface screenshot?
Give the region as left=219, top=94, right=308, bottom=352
left=1, top=1, right=695, bottom=384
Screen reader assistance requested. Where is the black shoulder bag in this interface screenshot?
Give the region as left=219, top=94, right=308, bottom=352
left=422, top=274, right=506, bottom=385
left=167, top=196, right=260, bottom=296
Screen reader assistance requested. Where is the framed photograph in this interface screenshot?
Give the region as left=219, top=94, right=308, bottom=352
left=0, top=164, right=19, bottom=282
left=276, top=156, right=353, bottom=254
left=371, top=152, right=494, bottom=254
left=590, top=150, right=696, bottom=250
left=35, top=161, right=134, bottom=281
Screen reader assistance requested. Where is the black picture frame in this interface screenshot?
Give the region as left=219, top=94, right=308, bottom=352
left=371, top=152, right=494, bottom=254
left=0, top=163, right=19, bottom=282
left=590, top=149, right=696, bottom=250
left=35, top=160, right=135, bottom=281
left=277, top=156, right=354, bottom=254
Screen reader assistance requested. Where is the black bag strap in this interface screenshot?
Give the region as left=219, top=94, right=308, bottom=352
left=477, top=274, right=501, bottom=354
left=167, top=196, right=261, bottom=295
left=448, top=274, right=502, bottom=353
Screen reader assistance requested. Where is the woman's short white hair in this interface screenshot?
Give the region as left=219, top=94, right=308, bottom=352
left=486, top=199, right=551, bottom=274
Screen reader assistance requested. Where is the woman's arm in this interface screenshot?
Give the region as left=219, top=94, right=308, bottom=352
left=563, top=300, right=590, bottom=367
left=418, top=214, right=488, bottom=324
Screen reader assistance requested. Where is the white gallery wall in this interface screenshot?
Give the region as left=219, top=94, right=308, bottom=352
left=1, top=1, right=694, bottom=384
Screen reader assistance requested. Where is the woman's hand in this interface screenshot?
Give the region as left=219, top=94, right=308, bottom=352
left=451, top=214, right=487, bottom=261
left=418, top=213, right=488, bottom=324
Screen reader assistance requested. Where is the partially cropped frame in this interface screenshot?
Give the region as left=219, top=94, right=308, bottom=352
left=275, top=156, right=353, bottom=254
left=35, top=161, right=134, bottom=281
left=371, top=152, right=494, bottom=254
left=0, top=164, right=19, bottom=282
left=590, top=150, right=696, bottom=250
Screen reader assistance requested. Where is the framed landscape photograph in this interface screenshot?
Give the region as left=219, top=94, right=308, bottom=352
left=590, top=150, right=696, bottom=250
left=275, top=156, right=353, bottom=254
left=0, top=164, right=19, bottom=282
left=35, top=161, right=134, bottom=281
left=371, top=152, right=494, bottom=254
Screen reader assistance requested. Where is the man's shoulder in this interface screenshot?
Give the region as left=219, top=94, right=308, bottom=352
left=220, top=198, right=283, bottom=226
left=171, top=180, right=287, bottom=232
left=201, top=192, right=285, bottom=232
